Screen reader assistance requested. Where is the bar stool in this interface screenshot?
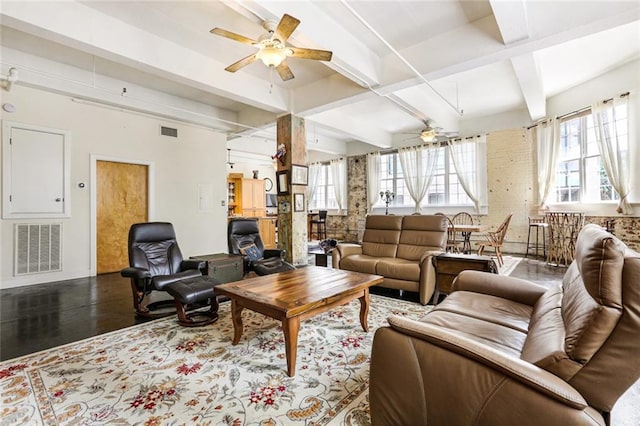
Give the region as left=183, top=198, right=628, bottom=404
left=310, top=210, right=327, bottom=240
left=525, top=216, right=547, bottom=258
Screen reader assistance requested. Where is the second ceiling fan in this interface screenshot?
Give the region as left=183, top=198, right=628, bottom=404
left=210, top=14, right=333, bottom=81
left=403, top=120, right=458, bottom=143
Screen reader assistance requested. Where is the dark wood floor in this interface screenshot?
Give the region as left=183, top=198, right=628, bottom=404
left=0, top=257, right=565, bottom=362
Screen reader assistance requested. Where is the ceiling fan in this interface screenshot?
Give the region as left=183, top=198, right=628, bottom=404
left=403, top=120, right=457, bottom=143
left=210, top=14, right=333, bottom=81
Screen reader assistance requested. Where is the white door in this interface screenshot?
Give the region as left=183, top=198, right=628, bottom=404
left=2, top=121, right=70, bottom=218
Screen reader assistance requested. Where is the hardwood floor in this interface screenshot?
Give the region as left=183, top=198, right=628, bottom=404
left=0, top=257, right=563, bottom=362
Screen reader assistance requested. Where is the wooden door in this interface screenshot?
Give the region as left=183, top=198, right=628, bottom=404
left=97, top=161, right=148, bottom=274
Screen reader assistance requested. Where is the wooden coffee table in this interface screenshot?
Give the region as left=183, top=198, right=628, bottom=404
left=215, top=266, right=383, bottom=376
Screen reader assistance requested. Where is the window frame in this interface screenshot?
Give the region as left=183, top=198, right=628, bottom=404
left=376, top=146, right=473, bottom=209
left=552, top=109, right=621, bottom=205
left=309, top=163, right=337, bottom=210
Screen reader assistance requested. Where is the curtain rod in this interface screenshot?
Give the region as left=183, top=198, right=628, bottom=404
left=378, top=134, right=484, bottom=155
left=526, top=92, right=629, bottom=130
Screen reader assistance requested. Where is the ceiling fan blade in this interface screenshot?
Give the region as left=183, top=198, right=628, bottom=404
left=210, top=28, right=257, bottom=45
left=276, top=62, right=295, bottom=81
left=275, top=14, right=300, bottom=41
left=225, top=54, right=258, bottom=72
left=288, top=47, right=333, bottom=61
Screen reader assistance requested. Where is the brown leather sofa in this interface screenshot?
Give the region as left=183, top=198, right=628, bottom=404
left=332, top=215, right=447, bottom=305
left=370, top=224, right=640, bottom=425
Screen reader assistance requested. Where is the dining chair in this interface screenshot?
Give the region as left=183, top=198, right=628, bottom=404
left=310, top=210, right=328, bottom=240
left=452, top=212, right=474, bottom=253
left=435, top=213, right=459, bottom=253
left=477, top=213, right=513, bottom=267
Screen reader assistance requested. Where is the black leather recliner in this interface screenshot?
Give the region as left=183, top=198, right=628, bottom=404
left=227, top=218, right=295, bottom=275
left=121, top=222, right=207, bottom=317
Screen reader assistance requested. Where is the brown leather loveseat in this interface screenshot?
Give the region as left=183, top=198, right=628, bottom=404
left=370, top=224, right=640, bottom=425
left=332, top=215, right=447, bottom=305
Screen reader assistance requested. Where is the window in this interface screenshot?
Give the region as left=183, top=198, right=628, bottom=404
left=309, top=164, right=337, bottom=209
left=553, top=106, right=625, bottom=203
left=376, top=147, right=473, bottom=208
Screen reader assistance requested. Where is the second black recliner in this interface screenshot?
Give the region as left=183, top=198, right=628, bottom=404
left=227, top=218, right=295, bottom=275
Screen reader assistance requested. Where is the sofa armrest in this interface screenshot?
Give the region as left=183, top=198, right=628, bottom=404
left=419, top=249, right=444, bottom=264
left=452, top=270, right=547, bottom=306
left=121, top=266, right=151, bottom=280
left=386, top=315, right=587, bottom=409
left=332, top=243, right=362, bottom=268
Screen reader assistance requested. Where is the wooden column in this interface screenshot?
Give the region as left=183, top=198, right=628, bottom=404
left=276, top=114, right=308, bottom=265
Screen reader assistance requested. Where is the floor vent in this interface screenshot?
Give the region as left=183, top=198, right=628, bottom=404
left=15, top=223, right=62, bottom=275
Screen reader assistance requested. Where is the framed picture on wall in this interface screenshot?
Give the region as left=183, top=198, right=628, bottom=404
left=294, top=193, right=305, bottom=212
left=276, top=170, right=289, bottom=195
left=290, top=164, right=308, bottom=186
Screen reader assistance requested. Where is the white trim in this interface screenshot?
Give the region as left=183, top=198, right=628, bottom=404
left=2, top=120, right=71, bottom=219
left=90, top=155, right=154, bottom=276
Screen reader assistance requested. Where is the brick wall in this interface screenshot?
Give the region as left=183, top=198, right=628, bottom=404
left=585, top=216, right=640, bottom=251
left=479, top=129, right=537, bottom=254
left=326, top=155, right=367, bottom=242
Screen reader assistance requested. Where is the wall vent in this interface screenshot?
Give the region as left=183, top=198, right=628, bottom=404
left=160, top=126, right=178, bottom=137
left=15, top=223, right=62, bottom=275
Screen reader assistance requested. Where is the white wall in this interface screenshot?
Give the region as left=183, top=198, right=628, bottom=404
left=1, top=85, right=229, bottom=289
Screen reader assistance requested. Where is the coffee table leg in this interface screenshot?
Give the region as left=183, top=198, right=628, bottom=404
left=231, top=299, right=244, bottom=345
left=359, top=288, right=370, bottom=332
left=282, top=317, right=300, bottom=377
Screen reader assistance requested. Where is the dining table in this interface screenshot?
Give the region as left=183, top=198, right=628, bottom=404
left=450, top=223, right=489, bottom=254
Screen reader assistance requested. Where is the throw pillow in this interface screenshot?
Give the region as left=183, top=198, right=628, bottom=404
left=240, top=244, right=262, bottom=261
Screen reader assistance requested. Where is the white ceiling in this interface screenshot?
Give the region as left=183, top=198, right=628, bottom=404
left=1, top=1, right=639, bottom=160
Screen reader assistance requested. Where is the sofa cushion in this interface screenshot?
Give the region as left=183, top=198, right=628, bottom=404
left=361, top=215, right=403, bottom=258
left=340, top=254, right=388, bottom=275
left=421, top=310, right=527, bottom=357
left=397, top=215, right=447, bottom=260
left=377, top=258, right=420, bottom=282
left=519, top=285, right=575, bottom=378
left=151, top=269, right=202, bottom=290
left=432, top=291, right=532, bottom=333
left=562, top=224, right=625, bottom=365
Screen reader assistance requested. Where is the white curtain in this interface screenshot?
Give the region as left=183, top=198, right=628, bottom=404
left=398, top=145, right=438, bottom=213
left=366, top=152, right=381, bottom=213
left=592, top=96, right=632, bottom=214
left=448, top=135, right=487, bottom=213
left=536, top=117, right=561, bottom=209
left=306, top=163, right=321, bottom=207
left=330, top=158, right=347, bottom=214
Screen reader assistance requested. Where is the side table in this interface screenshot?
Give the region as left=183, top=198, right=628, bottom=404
left=308, top=248, right=333, bottom=267
left=189, top=253, right=243, bottom=283
left=432, top=253, right=498, bottom=304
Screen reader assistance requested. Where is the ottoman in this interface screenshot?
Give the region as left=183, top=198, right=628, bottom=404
left=165, top=276, right=220, bottom=326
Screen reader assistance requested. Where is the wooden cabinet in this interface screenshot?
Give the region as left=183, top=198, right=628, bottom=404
left=227, top=174, right=265, bottom=217
left=259, top=217, right=277, bottom=249
left=241, top=178, right=265, bottom=217
left=227, top=173, right=243, bottom=216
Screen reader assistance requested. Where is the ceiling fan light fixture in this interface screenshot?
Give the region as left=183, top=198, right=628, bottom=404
left=420, top=128, right=437, bottom=142
left=256, top=45, right=287, bottom=67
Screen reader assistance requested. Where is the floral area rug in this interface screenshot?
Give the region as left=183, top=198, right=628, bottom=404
left=0, top=294, right=428, bottom=425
